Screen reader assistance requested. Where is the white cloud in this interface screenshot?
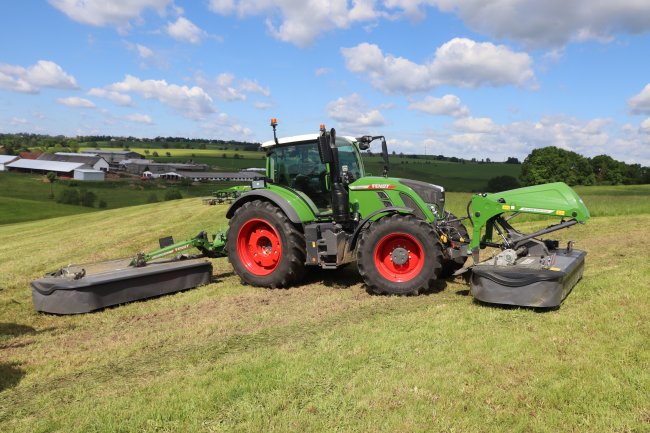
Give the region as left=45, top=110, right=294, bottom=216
left=628, top=84, right=650, bottom=115
left=58, top=96, right=96, bottom=108
left=107, top=74, right=215, bottom=119
left=428, top=0, right=650, bottom=48
left=200, top=112, right=253, bottom=139
left=315, top=67, right=333, bottom=76
left=453, top=116, right=498, bottom=133
left=196, top=72, right=271, bottom=102
left=49, top=0, right=171, bottom=29
left=640, top=118, right=650, bottom=133
left=0, top=60, right=78, bottom=94
left=125, top=113, right=153, bottom=124
left=327, top=93, right=386, bottom=132
left=208, top=0, right=384, bottom=47
left=88, top=88, right=133, bottom=106
left=408, top=94, right=469, bottom=117
left=254, top=101, right=272, bottom=110
left=136, top=43, right=153, bottom=59
left=241, top=79, right=271, bottom=97
left=342, top=38, right=534, bottom=94
left=166, top=16, right=206, bottom=44
left=402, top=114, right=650, bottom=165
left=10, top=117, right=29, bottom=126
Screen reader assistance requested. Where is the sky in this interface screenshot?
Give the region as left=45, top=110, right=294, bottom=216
left=1, top=1, right=650, bottom=165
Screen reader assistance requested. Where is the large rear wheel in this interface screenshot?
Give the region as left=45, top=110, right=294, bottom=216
left=227, top=200, right=306, bottom=288
left=357, top=214, right=442, bottom=295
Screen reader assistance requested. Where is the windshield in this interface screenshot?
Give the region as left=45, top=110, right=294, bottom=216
left=337, top=143, right=364, bottom=182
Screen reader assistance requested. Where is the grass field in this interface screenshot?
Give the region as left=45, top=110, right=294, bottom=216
left=0, top=186, right=648, bottom=432
left=0, top=172, right=244, bottom=224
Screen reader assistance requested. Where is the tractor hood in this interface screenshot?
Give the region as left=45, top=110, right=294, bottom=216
left=348, top=177, right=446, bottom=221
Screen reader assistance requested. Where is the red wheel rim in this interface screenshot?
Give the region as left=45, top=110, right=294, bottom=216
left=237, top=219, right=282, bottom=276
left=373, top=232, right=424, bottom=282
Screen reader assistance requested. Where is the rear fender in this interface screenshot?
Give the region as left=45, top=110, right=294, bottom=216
left=226, top=189, right=316, bottom=224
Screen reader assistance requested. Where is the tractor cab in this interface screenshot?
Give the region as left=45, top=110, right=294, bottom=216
left=261, top=133, right=365, bottom=213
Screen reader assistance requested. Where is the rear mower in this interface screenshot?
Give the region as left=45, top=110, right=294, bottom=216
left=31, top=120, right=590, bottom=313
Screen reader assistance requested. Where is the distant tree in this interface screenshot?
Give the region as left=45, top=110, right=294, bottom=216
left=98, top=199, right=107, bottom=208
left=233, top=153, right=241, bottom=159
left=520, top=146, right=595, bottom=186
left=80, top=190, right=97, bottom=207
left=222, top=153, right=228, bottom=158
left=486, top=175, right=521, bottom=192
left=165, top=151, right=171, bottom=157
left=152, top=151, right=159, bottom=157
left=164, top=189, right=182, bottom=201
left=506, top=157, right=520, bottom=164
left=46, top=171, right=57, bottom=198
left=591, top=154, right=625, bottom=185
left=144, top=149, right=150, bottom=155
left=57, top=188, right=80, bottom=205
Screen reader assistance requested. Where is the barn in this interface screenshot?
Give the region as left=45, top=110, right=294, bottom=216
left=6, top=159, right=90, bottom=177
left=0, top=155, right=19, bottom=171
left=73, top=168, right=105, bottom=181
left=38, top=152, right=110, bottom=172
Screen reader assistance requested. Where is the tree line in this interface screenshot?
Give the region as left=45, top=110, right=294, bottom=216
left=519, top=146, right=649, bottom=186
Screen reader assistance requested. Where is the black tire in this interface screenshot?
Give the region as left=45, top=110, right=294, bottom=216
left=439, top=213, right=469, bottom=278
left=227, top=200, right=306, bottom=288
left=357, top=214, right=442, bottom=295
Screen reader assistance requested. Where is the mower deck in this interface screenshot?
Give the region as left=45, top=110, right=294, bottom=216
left=470, top=249, right=586, bottom=308
left=31, top=258, right=213, bottom=314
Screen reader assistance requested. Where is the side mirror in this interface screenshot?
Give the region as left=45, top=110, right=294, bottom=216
left=356, top=135, right=372, bottom=150
left=381, top=138, right=389, bottom=176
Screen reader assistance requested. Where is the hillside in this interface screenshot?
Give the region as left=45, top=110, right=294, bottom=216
left=1, top=187, right=648, bottom=432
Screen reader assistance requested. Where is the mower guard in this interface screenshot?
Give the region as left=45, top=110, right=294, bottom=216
left=470, top=249, right=586, bottom=308
left=31, top=258, right=212, bottom=314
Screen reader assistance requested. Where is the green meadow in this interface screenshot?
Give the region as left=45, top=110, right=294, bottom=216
left=0, top=186, right=648, bottom=432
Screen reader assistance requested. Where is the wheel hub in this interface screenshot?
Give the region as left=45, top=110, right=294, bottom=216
left=391, top=247, right=409, bottom=265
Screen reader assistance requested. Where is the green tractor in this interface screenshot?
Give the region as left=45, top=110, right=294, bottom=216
left=225, top=121, right=470, bottom=295
left=32, top=120, right=590, bottom=314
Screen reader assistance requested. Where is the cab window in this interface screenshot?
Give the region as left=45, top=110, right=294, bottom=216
left=268, top=142, right=331, bottom=211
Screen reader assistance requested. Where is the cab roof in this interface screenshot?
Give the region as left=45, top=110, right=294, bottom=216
left=261, top=134, right=357, bottom=148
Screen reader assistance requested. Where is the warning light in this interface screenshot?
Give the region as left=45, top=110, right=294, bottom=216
left=270, top=118, right=278, bottom=126
left=320, top=123, right=326, bottom=131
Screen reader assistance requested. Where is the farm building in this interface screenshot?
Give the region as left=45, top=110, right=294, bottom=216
left=38, top=152, right=110, bottom=172
left=120, top=159, right=209, bottom=175
left=5, top=159, right=90, bottom=177
left=0, top=155, right=19, bottom=171
left=19, top=151, right=42, bottom=160
left=81, top=150, right=143, bottom=166
left=73, top=168, right=105, bottom=181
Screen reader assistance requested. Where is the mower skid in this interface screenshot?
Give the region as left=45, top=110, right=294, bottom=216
left=470, top=249, right=586, bottom=308
left=31, top=258, right=212, bottom=314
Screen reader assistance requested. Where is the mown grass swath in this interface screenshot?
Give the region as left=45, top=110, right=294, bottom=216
left=0, top=186, right=648, bottom=432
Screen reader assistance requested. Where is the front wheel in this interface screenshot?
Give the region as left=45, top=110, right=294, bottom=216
left=227, top=200, right=306, bottom=288
left=357, top=214, right=442, bottom=295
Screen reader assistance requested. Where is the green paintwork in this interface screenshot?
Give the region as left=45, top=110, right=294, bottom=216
left=263, top=183, right=321, bottom=222
left=467, top=182, right=590, bottom=250
left=132, top=232, right=227, bottom=266
left=348, top=177, right=437, bottom=221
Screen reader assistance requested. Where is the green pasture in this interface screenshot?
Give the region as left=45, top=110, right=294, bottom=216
left=0, top=172, right=243, bottom=224
left=0, top=186, right=648, bottom=432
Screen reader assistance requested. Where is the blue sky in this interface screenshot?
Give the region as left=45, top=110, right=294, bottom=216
left=1, top=1, right=650, bottom=165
